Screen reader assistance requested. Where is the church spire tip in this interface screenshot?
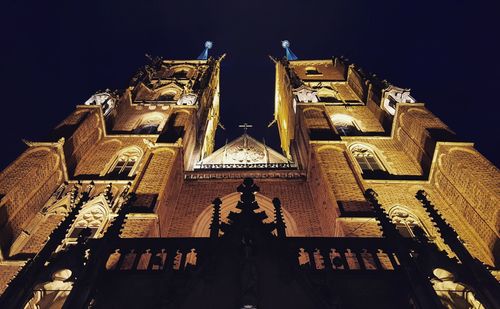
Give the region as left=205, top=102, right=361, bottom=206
left=281, top=40, right=298, bottom=60
left=197, top=41, right=213, bottom=60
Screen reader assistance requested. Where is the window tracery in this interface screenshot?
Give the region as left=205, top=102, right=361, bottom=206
left=388, top=206, right=426, bottom=238
left=67, top=202, right=108, bottom=240
left=108, top=147, right=142, bottom=177
left=350, top=144, right=385, bottom=172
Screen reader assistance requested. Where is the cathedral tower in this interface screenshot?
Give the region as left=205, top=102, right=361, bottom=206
left=0, top=44, right=498, bottom=309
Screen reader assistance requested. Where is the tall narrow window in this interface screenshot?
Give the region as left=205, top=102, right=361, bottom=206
left=332, top=114, right=359, bottom=136
left=350, top=145, right=384, bottom=172
left=389, top=207, right=426, bottom=239
left=108, top=148, right=142, bottom=177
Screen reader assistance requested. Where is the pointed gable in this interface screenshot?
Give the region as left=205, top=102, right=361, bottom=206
left=195, top=134, right=293, bottom=169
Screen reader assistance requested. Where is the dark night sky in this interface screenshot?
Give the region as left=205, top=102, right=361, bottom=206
left=1, top=0, right=499, bottom=169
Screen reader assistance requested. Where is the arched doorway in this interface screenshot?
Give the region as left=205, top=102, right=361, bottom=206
left=192, top=192, right=299, bottom=237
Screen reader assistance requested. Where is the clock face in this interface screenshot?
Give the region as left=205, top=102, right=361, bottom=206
left=226, top=145, right=265, bottom=164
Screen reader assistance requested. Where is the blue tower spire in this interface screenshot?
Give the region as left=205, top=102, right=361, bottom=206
left=197, top=41, right=213, bottom=60
left=281, top=40, right=298, bottom=60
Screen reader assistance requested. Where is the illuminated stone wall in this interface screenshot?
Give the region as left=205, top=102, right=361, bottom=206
left=166, top=178, right=323, bottom=237
left=277, top=57, right=499, bottom=268
left=0, top=146, right=64, bottom=257
left=0, top=54, right=498, bottom=299
left=0, top=57, right=222, bottom=294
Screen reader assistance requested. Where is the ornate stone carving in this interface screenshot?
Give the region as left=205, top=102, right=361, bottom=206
left=176, top=93, right=198, bottom=105
left=382, top=85, right=415, bottom=115
left=84, top=90, right=117, bottom=116
left=431, top=268, right=485, bottom=309
left=24, top=269, right=73, bottom=309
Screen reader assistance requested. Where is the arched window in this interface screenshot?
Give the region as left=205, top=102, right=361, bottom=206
left=68, top=202, right=108, bottom=240
left=389, top=207, right=427, bottom=239
left=134, top=115, right=164, bottom=134
left=331, top=114, right=360, bottom=136
left=108, top=147, right=142, bottom=177
left=350, top=144, right=385, bottom=172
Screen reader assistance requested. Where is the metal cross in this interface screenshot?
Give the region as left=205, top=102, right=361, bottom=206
left=238, top=123, right=253, bottom=134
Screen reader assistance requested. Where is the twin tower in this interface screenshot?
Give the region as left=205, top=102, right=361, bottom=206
left=0, top=43, right=498, bottom=308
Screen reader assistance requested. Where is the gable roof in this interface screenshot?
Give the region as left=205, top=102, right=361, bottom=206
left=195, top=134, right=292, bottom=169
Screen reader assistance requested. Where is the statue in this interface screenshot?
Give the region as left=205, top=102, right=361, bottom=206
left=24, top=269, right=73, bottom=309
left=431, top=268, right=485, bottom=309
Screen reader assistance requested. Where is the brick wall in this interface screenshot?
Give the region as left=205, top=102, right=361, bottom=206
left=20, top=214, right=65, bottom=254
left=165, top=178, right=323, bottom=237
left=346, top=138, right=423, bottom=176
left=64, top=108, right=103, bottom=172
left=121, top=214, right=158, bottom=238
left=307, top=152, right=339, bottom=235
left=302, top=107, right=330, bottom=129
left=313, top=144, right=368, bottom=212
left=74, top=137, right=148, bottom=177
left=0, top=263, right=23, bottom=295
left=133, top=148, right=178, bottom=210
left=431, top=144, right=499, bottom=266
left=0, top=147, right=63, bottom=256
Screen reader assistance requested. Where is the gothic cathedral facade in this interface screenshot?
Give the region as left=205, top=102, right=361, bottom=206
left=0, top=49, right=498, bottom=308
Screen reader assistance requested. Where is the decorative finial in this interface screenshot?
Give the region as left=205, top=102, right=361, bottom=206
left=197, top=41, right=213, bottom=60
left=281, top=40, right=298, bottom=60
left=238, top=123, right=253, bottom=135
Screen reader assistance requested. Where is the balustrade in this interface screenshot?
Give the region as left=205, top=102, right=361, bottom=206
left=291, top=238, right=401, bottom=271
